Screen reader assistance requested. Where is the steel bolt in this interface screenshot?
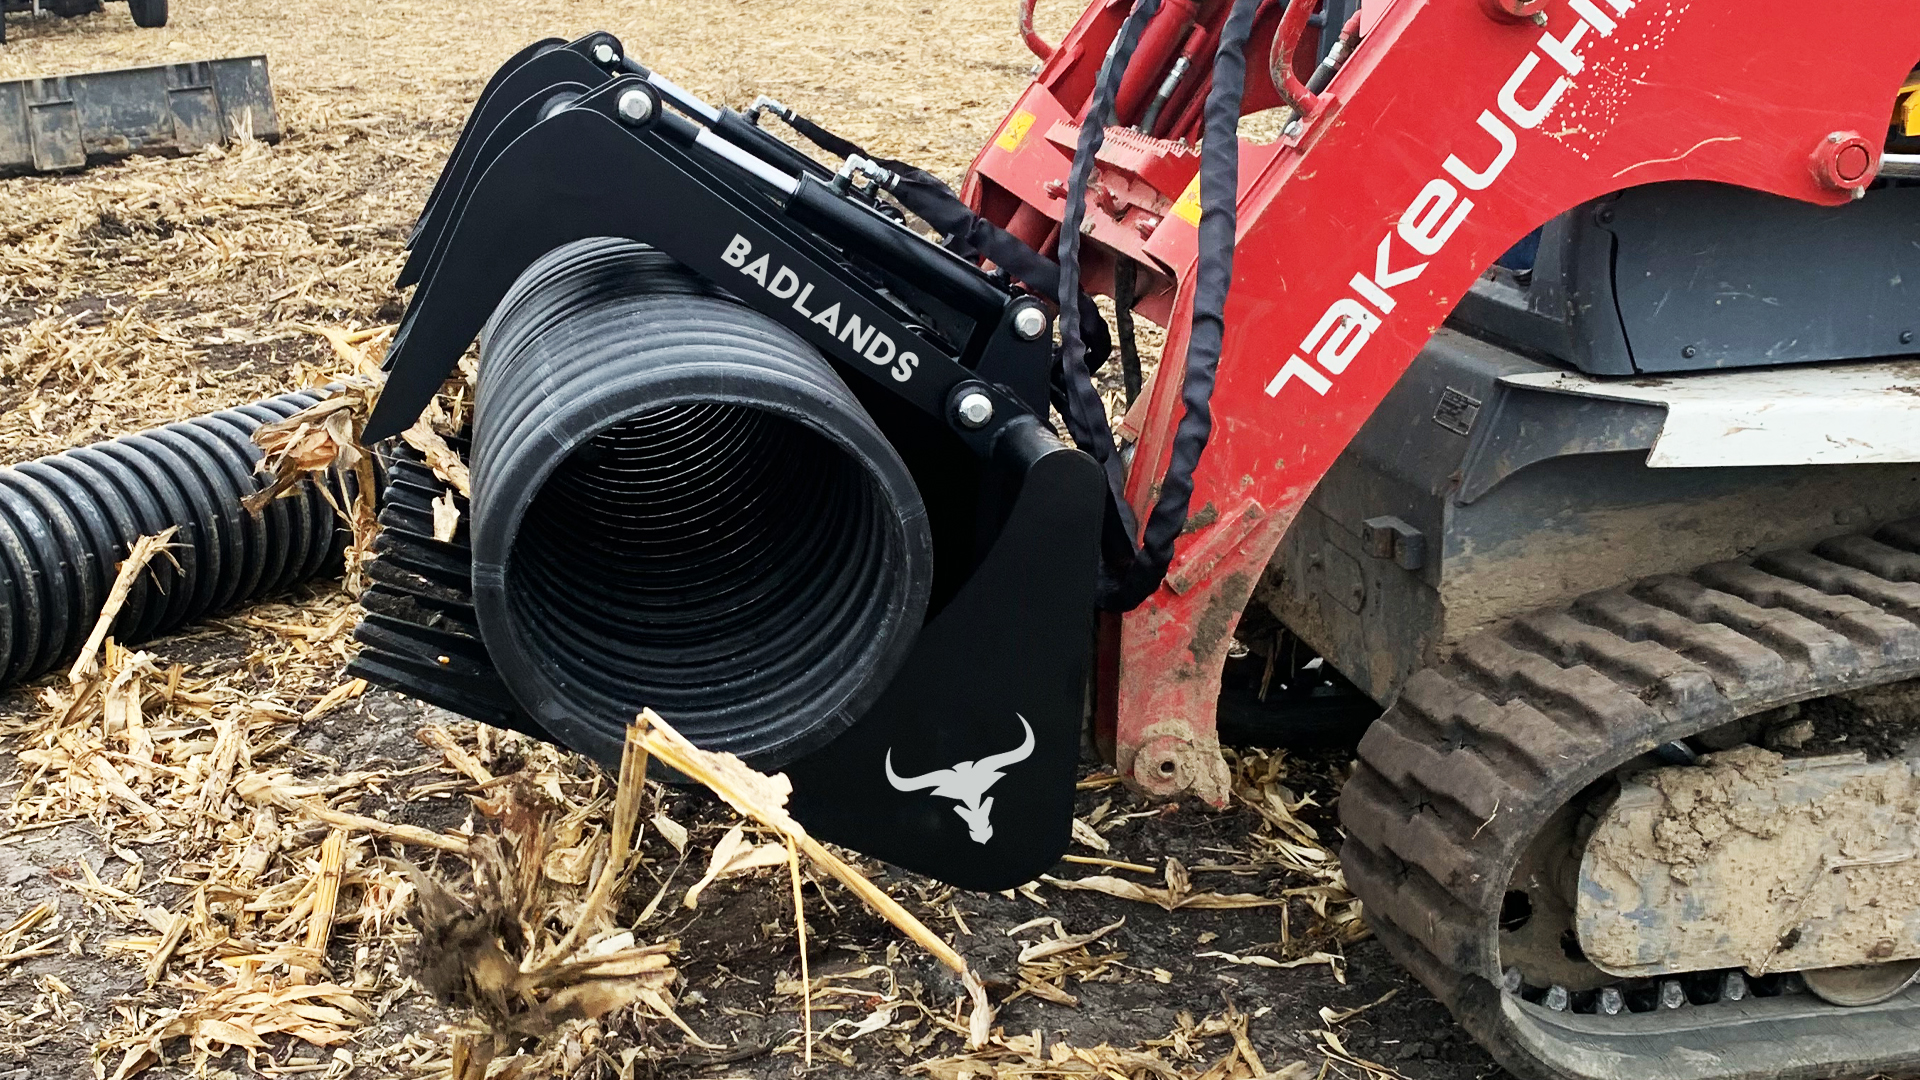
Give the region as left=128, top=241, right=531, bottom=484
left=955, top=390, right=995, bottom=429
left=1811, top=130, right=1875, bottom=192
left=1544, top=985, right=1571, bottom=1012
left=1011, top=304, right=1050, bottom=341
left=1500, top=967, right=1524, bottom=995
left=1479, top=0, right=1548, bottom=22
left=592, top=43, right=617, bottom=64
left=1681, top=344, right=1698, bottom=359
left=1902, top=330, right=1915, bottom=345
left=616, top=89, right=655, bottom=126
left=1720, top=972, right=1749, bottom=1003
left=1659, top=980, right=1687, bottom=1009
left=1596, top=987, right=1626, bottom=1015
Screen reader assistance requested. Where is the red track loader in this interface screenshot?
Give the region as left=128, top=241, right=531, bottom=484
left=8, top=2, right=1905, bottom=1077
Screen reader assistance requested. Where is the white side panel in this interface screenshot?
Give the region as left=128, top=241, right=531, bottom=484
left=1500, top=361, right=1920, bottom=468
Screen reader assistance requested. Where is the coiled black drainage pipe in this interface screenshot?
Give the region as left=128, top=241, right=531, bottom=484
left=469, top=238, right=935, bottom=770
left=0, top=390, right=348, bottom=688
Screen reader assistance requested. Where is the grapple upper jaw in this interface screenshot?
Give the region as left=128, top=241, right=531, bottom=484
left=404, top=35, right=567, bottom=249
left=398, top=33, right=625, bottom=288
left=366, top=78, right=666, bottom=443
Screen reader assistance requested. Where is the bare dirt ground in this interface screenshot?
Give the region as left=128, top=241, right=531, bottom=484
left=0, top=2, right=1508, bottom=1079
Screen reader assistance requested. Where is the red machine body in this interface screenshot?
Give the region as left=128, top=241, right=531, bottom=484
left=963, top=0, right=1920, bottom=804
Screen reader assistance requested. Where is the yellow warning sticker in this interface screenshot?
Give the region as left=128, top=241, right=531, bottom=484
left=995, top=110, right=1037, bottom=153
left=1170, top=173, right=1202, bottom=226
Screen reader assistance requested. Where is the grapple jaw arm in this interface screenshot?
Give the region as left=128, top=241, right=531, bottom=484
left=370, top=71, right=1048, bottom=446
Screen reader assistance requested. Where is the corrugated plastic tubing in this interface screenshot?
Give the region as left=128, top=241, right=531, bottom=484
left=0, top=389, right=348, bottom=687
left=467, top=238, right=935, bottom=770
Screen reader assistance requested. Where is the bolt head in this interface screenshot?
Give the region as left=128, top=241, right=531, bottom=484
left=1811, top=130, right=1875, bottom=191
left=1011, top=304, right=1050, bottom=341
left=1902, top=330, right=1915, bottom=345
left=592, top=43, right=617, bottom=64
left=616, top=89, right=655, bottom=126
left=955, top=391, right=995, bottom=429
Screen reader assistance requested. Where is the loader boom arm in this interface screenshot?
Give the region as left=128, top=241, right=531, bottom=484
left=966, top=0, right=1920, bottom=803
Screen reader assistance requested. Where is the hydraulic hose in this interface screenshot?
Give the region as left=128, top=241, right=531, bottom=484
left=1056, top=0, right=1262, bottom=610
left=467, top=238, right=934, bottom=770
left=0, top=389, right=350, bottom=688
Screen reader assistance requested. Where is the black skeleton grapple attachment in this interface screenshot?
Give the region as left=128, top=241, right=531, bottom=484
left=351, top=33, right=1109, bottom=890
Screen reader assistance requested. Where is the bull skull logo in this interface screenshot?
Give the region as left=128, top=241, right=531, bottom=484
left=884, top=714, right=1035, bottom=844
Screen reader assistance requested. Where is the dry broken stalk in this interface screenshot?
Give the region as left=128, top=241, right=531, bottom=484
left=238, top=773, right=471, bottom=854
left=788, top=835, right=813, bottom=1067
left=294, top=827, right=350, bottom=983
left=544, top=717, right=649, bottom=960
left=405, top=719, right=698, bottom=1074
left=67, top=527, right=178, bottom=682
left=247, top=377, right=383, bottom=594
left=635, top=709, right=968, bottom=975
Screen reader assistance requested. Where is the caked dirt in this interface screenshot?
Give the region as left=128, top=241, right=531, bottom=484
left=1581, top=742, right=1920, bottom=977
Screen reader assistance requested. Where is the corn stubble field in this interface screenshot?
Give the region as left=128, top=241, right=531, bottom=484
left=0, top=3, right=1506, bottom=1079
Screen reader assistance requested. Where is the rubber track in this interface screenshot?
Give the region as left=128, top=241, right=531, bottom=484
left=1339, top=518, right=1920, bottom=1080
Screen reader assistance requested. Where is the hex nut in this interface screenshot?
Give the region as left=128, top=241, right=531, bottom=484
left=955, top=391, right=995, bottom=429
left=616, top=89, right=655, bottom=126
left=1011, top=304, right=1050, bottom=341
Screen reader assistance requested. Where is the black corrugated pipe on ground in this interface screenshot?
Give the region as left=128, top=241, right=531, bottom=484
left=0, top=389, right=350, bottom=688
left=468, top=238, right=935, bottom=770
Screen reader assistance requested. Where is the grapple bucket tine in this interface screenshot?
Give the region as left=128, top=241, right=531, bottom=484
left=404, top=35, right=567, bottom=250
left=398, top=41, right=618, bottom=286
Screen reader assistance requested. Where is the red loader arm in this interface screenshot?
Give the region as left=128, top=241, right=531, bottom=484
left=964, top=0, right=1920, bottom=803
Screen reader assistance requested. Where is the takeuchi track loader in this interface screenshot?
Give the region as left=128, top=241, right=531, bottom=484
left=2, top=0, right=1916, bottom=1077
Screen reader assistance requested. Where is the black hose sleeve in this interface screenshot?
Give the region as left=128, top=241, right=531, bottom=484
left=1055, top=0, right=1166, bottom=569
left=1100, top=0, right=1261, bottom=610
left=1115, top=258, right=1143, bottom=403
left=715, top=109, right=836, bottom=180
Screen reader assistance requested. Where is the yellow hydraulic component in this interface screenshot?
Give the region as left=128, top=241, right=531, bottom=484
left=1901, top=73, right=1920, bottom=136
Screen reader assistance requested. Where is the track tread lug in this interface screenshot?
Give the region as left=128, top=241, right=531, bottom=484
left=1813, top=534, right=1920, bottom=586
left=1511, top=609, right=1721, bottom=715
left=1632, top=573, right=1852, bottom=678
left=1697, top=560, right=1920, bottom=660
left=1756, top=547, right=1920, bottom=626
left=1876, top=518, right=1920, bottom=555
left=1571, top=589, right=1790, bottom=694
